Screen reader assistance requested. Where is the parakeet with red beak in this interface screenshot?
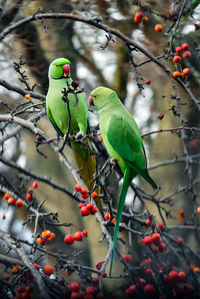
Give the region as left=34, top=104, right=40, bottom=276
left=89, top=86, right=157, bottom=274
left=46, top=58, right=103, bottom=214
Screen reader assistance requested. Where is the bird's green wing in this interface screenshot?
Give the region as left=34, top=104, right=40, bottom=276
left=107, top=114, right=146, bottom=169
left=46, top=104, right=64, bottom=136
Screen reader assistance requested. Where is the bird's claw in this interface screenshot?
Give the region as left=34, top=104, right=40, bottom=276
left=75, top=131, right=84, bottom=141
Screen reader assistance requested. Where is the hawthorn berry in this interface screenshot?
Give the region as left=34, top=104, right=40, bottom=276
left=69, top=282, right=80, bottom=292
left=173, top=55, right=181, bottom=63
left=144, top=284, right=155, bottom=293
left=81, top=193, right=89, bottom=199
left=3, top=193, right=9, bottom=200
left=145, top=218, right=151, bottom=227
left=2, top=214, right=6, bottom=220
left=26, top=193, right=32, bottom=200
left=42, top=230, right=51, bottom=238
left=168, top=270, right=179, bottom=281
left=182, top=68, right=190, bottom=76
left=47, top=232, right=56, bottom=241
left=82, top=229, right=88, bottom=237
left=36, top=237, right=46, bottom=245
left=177, top=237, right=184, bottom=244
left=91, top=191, right=98, bottom=198
left=64, top=234, right=75, bottom=244
left=173, top=71, right=181, bottom=78
left=181, top=43, right=189, bottom=51
left=86, top=286, right=97, bottom=295
left=32, top=181, right=38, bottom=189
left=21, top=291, right=30, bottom=299
left=123, top=254, right=131, bottom=262
left=152, top=233, right=161, bottom=244
left=81, top=188, right=88, bottom=194
left=74, top=231, right=83, bottom=241
left=104, top=212, right=110, bottom=221
left=134, top=11, right=143, bottom=24
left=17, top=286, right=25, bottom=293
left=8, top=197, right=15, bottom=205
left=175, top=46, right=182, bottom=53
left=16, top=199, right=24, bottom=208
left=79, top=202, right=85, bottom=208
left=145, top=80, right=151, bottom=85
left=43, top=264, right=54, bottom=276
left=143, top=16, right=149, bottom=23
left=80, top=205, right=90, bottom=216
left=155, top=24, right=163, bottom=32
left=197, top=206, right=200, bottom=214
left=183, top=51, right=191, bottom=59
left=25, top=94, right=31, bottom=100
left=143, top=236, right=153, bottom=245
left=125, top=285, right=136, bottom=296
left=178, top=271, right=185, bottom=281
left=3, top=273, right=10, bottom=280
left=75, top=184, right=82, bottom=192
left=158, top=222, right=164, bottom=229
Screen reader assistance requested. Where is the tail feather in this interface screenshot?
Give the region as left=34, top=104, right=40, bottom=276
left=109, top=168, right=133, bottom=275
left=140, top=169, right=157, bottom=190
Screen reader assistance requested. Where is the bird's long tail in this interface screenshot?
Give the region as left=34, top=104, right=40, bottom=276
left=71, top=140, right=104, bottom=216
left=109, top=168, right=133, bottom=275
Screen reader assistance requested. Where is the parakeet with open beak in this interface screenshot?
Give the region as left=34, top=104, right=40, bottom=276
left=89, top=86, right=157, bottom=274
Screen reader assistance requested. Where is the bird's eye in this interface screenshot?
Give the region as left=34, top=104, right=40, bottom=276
left=55, top=64, right=59, bottom=68
left=93, top=94, right=97, bottom=99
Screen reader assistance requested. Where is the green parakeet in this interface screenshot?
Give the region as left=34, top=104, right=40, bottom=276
left=89, top=86, right=157, bottom=274
left=46, top=58, right=103, bottom=214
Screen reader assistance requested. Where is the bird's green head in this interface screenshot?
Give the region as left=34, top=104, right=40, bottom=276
left=49, top=58, right=71, bottom=79
left=89, top=87, right=116, bottom=110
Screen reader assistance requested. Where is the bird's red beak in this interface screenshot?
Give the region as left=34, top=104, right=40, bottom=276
left=62, top=64, right=70, bottom=77
left=89, top=97, right=93, bottom=106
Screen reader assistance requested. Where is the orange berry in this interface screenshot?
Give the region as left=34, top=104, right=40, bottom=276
left=99, top=134, right=103, bottom=141
left=42, top=230, right=51, bottom=238
left=73, top=231, right=83, bottom=241
left=16, top=199, right=24, bottom=208
left=91, top=191, right=98, bottom=198
left=178, top=271, right=185, bottom=280
left=173, top=71, right=181, bottom=78
left=3, top=273, right=10, bottom=280
left=75, top=184, right=82, bottom=192
left=143, top=16, right=149, bottom=23
left=182, top=68, right=190, bottom=76
left=47, top=232, right=56, bottom=241
left=25, top=94, right=31, bottom=100
left=183, top=51, right=191, bottom=59
left=173, top=55, right=181, bottom=63
left=36, top=237, right=46, bottom=245
left=8, top=197, right=15, bottom=205
left=197, top=207, right=200, bottom=214
left=43, top=264, right=54, bottom=276
left=134, top=11, right=143, bottom=24
left=155, top=24, right=163, bottom=32
left=82, top=229, right=88, bottom=237
left=111, top=218, right=116, bottom=224
left=145, top=218, right=151, bottom=227
left=3, top=193, right=10, bottom=200
left=11, top=266, right=20, bottom=274
left=152, top=233, right=161, bottom=244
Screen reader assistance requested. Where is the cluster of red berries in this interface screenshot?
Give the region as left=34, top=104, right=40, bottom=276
left=69, top=282, right=104, bottom=299
left=79, top=202, right=97, bottom=216
left=26, top=181, right=38, bottom=201
left=142, top=233, right=167, bottom=253
left=173, top=43, right=191, bottom=79
left=125, top=281, right=155, bottom=296
left=36, top=229, right=56, bottom=245
left=64, top=229, right=88, bottom=244
left=134, top=11, right=149, bottom=24
left=3, top=193, right=24, bottom=207
left=164, top=270, right=194, bottom=297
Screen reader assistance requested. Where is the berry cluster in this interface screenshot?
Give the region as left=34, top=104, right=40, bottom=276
left=172, top=43, right=191, bottom=79
left=64, top=229, right=88, bottom=244
left=36, top=229, right=56, bottom=245
left=134, top=11, right=149, bottom=24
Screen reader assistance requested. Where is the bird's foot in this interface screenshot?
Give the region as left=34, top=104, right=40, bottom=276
left=75, top=131, right=84, bottom=141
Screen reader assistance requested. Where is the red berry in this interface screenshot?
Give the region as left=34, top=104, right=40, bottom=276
left=70, top=293, right=82, bottom=299
left=175, top=46, right=182, bottom=53
left=25, top=285, right=33, bottom=293
left=96, top=261, right=103, bottom=270
left=64, top=234, right=74, bottom=244
left=69, top=282, right=80, bottom=292
left=92, top=277, right=99, bottom=283
left=140, top=278, right=146, bottom=284
left=32, top=181, right=38, bottom=189
left=145, top=80, right=151, bottom=85
left=96, top=294, right=104, bottom=299
left=182, top=68, right=190, bottom=76
left=101, top=272, right=107, bottom=277
left=81, top=188, right=88, bottom=194
left=91, top=206, right=97, bottom=214
left=143, top=236, right=153, bottom=245
left=47, top=232, right=56, bottom=241
left=80, top=205, right=90, bottom=216
left=144, top=284, right=155, bottom=293
left=3, top=193, right=9, bottom=200
left=3, top=273, right=10, bottom=280
left=16, top=199, right=24, bottom=208
left=26, top=193, right=32, bottom=200
left=177, top=237, right=184, bottom=244
left=8, top=197, right=15, bottom=205
left=145, top=269, right=151, bottom=274
left=125, top=285, right=136, bottom=296
left=33, top=263, right=40, bottom=270
left=152, top=233, right=161, bottom=244
left=134, top=11, right=143, bottom=24
left=173, top=55, right=181, bottom=63
left=183, top=51, right=191, bottom=59
left=79, top=202, right=85, bottom=208
left=158, top=222, right=164, bottom=229
left=197, top=206, right=200, bottom=214
left=2, top=214, right=6, bottom=220
left=158, top=113, right=164, bottom=120
left=43, top=264, right=54, bottom=276
left=74, top=231, right=83, bottom=241
left=159, top=242, right=167, bottom=252
left=181, top=43, right=189, bottom=51
left=81, top=193, right=89, bottom=199
left=86, top=286, right=97, bottom=295
left=75, top=184, right=82, bottom=192
left=17, top=286, right=25, bottom=293
left=25, top=94, right=31, bottom=100
left=123, top=254, right=131, bottom=262
left=168, top=270, right=179, bottom=281
left=21, top=291, right=30, bottom=299
left=82, top=229, right=88, bottom=237
left=104, top=212, right=110, bottom=221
